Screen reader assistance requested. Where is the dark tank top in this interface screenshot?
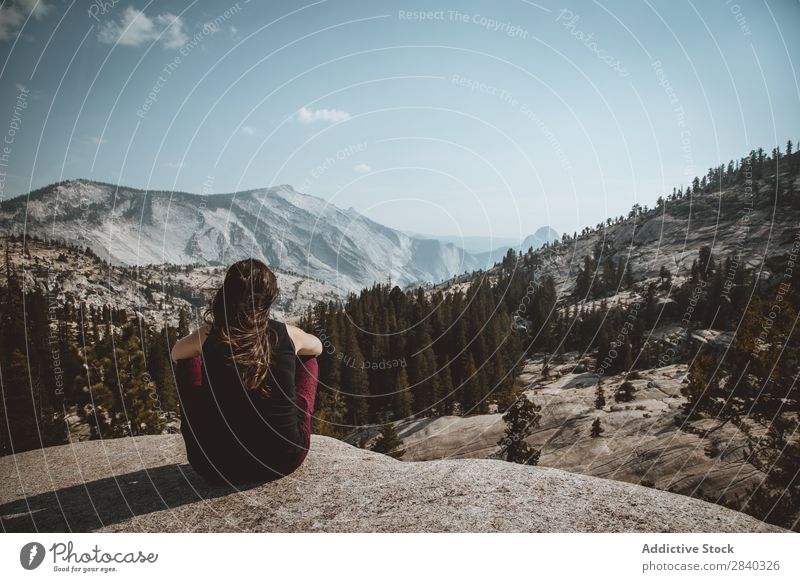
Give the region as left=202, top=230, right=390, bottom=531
left=177, top=319, right=304, bottom=483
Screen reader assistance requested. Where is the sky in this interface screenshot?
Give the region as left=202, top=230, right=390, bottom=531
left=0, top=0, right=798, bottom=240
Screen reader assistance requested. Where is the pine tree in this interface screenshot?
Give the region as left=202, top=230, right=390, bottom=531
left=620, top=340, right=634, bottom=374
left=146, top=330, right=178, bottom=412
left=438, top=358, right=455, bottom=415
left=595, top=327, right=610, bottom=372
left=25, top=288, right=68, bottom=447
left=497, top=391, right=541, bottom=465
left=614, top=381, right=636, bottom=403
left=409, top=322, right=439, bottom=415
left=371, top=421, right=404, bottom=459
left=313, top=307, right=346, bottom=435
left=177, top=308, right=190, bottom=337
left=392, top=367, right=413, bottom=420
left=682, top=353, right=718, bottom=418
left=75, top=343, right=116, bottom=440
left=590, top=417, right=603, bottom=438
left=57, top=316, right=83, bottom=403
left=594, top=384, right=606, bottom=409
left=698, top=245, right=715, bottom=279
left=575, top=255, right=595, bottom=298
left=115, top=333, right=164, bottom=436
left=623, top=262, right=635, bottom=289
left=0, top=350, right=43, bottom=454
left=460, top=352, right=480, bottom=414
left=659, top=265, right=672, bottom=289
left=2, top=242, right=25, bottom=367
left=340, top=325, right=369, bottom=427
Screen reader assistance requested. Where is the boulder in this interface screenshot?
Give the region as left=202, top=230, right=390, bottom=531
left=0, top=435, right=783, bottom=532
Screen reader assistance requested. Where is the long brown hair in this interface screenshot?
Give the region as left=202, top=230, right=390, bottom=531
left=204, top=258, right=279, bottom=396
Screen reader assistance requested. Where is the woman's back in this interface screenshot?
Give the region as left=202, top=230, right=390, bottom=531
left=178, top=318, right=305, bottom=483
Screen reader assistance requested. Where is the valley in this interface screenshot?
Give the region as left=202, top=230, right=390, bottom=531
left=1, top=144, right=799, bottom=531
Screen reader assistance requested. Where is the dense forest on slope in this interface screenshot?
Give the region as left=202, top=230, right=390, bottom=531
left=0, top=238, right=191, bottom=455
left=299, top=280, right=524, bottom=434
left=307, top=144, right=799, bottom=431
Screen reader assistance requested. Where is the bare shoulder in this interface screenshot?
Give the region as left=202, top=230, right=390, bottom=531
left=285, top=323, right=303, bottom=342
left=170, top=323, right=213, bottom=362
left=284, top=324, right=322, bottom=356
left=284, top=324, right=301, bottom=353
left=182, top=322, right=212, bottom=343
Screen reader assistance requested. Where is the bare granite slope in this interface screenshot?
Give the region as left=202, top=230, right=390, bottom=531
left=361, top=359, right=767, bottom=508
left=0, top=435, right=783, bottom=533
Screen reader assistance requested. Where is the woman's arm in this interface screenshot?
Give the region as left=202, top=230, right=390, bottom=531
left=286, top=324, right=323, bottom=356
left=171, top=324, right=211, bottom=363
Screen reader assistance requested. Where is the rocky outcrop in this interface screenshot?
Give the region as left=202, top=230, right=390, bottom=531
left=0, top=435, right=783, bottom=533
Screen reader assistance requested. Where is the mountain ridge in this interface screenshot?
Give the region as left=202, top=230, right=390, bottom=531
left=0, top=179, right=485, bottom=292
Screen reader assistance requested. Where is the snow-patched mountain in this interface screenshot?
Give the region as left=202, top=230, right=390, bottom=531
left=0, top=180, right=483, bottom=292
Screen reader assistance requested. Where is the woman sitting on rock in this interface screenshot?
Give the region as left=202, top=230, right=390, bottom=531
left=170, top=258, right=322, bottom=484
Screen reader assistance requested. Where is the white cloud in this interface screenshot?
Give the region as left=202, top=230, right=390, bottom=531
left=240, top=126, right=257, bottom=136
left=89, top=136, right=106, bottom=145
left=296, top=106, right=351, bottom=124
left=0, top=0, right=51, bottom=41
left=97, top=6, right=187, bottom=49
left=156, top=13, right=188, bottom=48
left=163, top=161, right=184, bottom=169
left=353, top=163, right=371, bottom=174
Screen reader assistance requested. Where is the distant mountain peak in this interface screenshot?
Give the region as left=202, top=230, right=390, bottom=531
left=518, top=227, right=559, bottom=251
left=533, top=225, right=559, bottom=242
left=0, top=179, right=482, bottom=292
